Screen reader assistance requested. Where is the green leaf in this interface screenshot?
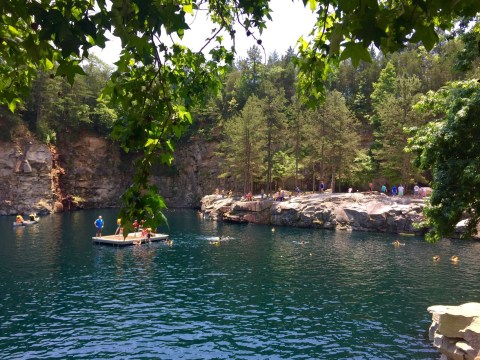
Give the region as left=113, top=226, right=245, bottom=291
left=7, top=99, right=17, bottom=112
left=56, top=62, right=86, bottom=85
left=340, top=42, right=372, bottom=67
left=145, top=138, right=158, bottom=147
left=410, top=25, right=439, bottom=51
left=183, top=2, right=193, bottom=14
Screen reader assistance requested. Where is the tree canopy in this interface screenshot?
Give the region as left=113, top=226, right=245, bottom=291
left=1, top=0, right=480, bottom=235
left=408, top=80, right=480, bottom=242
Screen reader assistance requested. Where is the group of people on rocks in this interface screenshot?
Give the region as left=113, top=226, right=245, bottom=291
left=381, top=184, right=406, bottom=196
left=379, top=183, right=425, bottom=197
left=211, top=180, right=427, bottom=204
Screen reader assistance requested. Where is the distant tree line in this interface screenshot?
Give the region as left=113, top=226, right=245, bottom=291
left=197, top=33, right=478, bottom=197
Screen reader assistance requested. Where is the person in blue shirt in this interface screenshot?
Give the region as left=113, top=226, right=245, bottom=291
left=94, top=215, right=104, bottom=237
left=319, top=180, right=325, bottom=193
left=392, top=185, right=397, bottom=196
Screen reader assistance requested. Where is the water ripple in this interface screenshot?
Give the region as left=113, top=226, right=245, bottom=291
left=1, top=210, right=479, bottom=359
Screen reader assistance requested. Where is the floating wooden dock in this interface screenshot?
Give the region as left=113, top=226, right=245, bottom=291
left=92, top=232, right=169, bottom=246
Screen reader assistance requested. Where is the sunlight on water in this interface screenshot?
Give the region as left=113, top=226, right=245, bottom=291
left=1, top=209, right=479, bottom=359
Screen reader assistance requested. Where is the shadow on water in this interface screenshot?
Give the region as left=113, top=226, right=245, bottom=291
left=0, top=208, right=479, bottom=359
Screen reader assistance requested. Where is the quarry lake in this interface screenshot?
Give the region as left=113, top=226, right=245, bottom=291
left=1, top=208, right=480, bottom=359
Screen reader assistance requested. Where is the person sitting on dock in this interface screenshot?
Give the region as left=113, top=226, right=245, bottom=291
left=16, top=215, right=24, bottom=224
left=94, top=216, right=104, bottom=237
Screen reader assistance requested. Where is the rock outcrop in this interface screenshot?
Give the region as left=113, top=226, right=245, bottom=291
left=201, top=192, right=427, bottom=235
left=428, top=303, right=480, bottom=360
left=56, top=135, right=130, bottom=210
left=55, top=134, right=220, bottom=210
left=0, top=137, right=55, bottom=215
left=0, top=124, right=222, bottom=214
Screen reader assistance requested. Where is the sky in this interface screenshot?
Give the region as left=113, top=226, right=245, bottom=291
left=91, top=1, right=317, bottom=65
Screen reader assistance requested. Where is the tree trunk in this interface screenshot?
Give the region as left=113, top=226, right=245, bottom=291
left=330, top=164, right=336, bottom=193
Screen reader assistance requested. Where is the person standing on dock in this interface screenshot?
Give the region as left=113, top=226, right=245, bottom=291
left=94, top=216, right=104, bottom=237
left=132, top=219, right=140, bottom=236
left=115, top=218, right=122, bottom=235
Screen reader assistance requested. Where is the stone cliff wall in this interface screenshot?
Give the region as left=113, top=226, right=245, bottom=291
left=0, top=128, right=220, bottom=214
left=0, top=133, right=55, bottom=215
left=151, top=137, right=221, bottom=208
left=55, top=134, right=130, bottom=210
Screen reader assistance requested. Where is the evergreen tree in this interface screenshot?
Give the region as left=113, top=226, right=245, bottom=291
left=322, top=90, right=361, bottom=192
left=373, top=75, right=423, bottom=185
left=272, top=150, right=297, bottom=190
left=260, top=81, right=287, bottom=195
left=219, top=96, right=266, bottom=194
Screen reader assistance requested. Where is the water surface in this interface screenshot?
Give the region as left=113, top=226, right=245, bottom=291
left=1, top=209, right=479, bottom=359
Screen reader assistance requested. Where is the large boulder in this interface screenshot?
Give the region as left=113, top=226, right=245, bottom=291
left=428, top=303, right=480, bottom=360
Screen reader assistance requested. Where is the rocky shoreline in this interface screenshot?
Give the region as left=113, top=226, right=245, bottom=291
left=428, top=303, right=480, bottom=360
left=201, top=192, right=428, bottom=235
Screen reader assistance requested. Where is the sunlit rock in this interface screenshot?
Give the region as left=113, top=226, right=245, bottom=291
left=201, top=192, right=427, bottom=235
left=428, top=302, right=480, bottom=360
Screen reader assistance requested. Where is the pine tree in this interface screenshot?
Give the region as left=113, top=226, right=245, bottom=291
left=219, top=96, right=266, bottom=194
left=373, top=75, right=423, bottom=185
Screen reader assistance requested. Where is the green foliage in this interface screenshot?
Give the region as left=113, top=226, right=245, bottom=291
left=296, top=0, right=480, bottom=105
left=372, top=74, right=423, bottom=184
left=454, top=22, right=480, bottom=72
left=218, top=96, right=266, bottom=193
left=272, top=150, right=297, bottom=188
left=23, top=59, right=115, bottom=143
left=301, top=90, right=360, bottom=191
left=408, top=80, right=480, bottom=242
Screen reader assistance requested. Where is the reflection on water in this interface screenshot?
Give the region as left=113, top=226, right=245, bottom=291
left=0, top=209, right=479, bottom=359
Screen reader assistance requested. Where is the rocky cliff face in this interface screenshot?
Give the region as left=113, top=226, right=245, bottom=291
left=201, top=192, right=427, bottom=235
left=0, top=127, right=220, bottom=214
left=55, top=134, right=130, bottom=211
left=151, top=137, right=221, bottom=208
left=55, top=134, right=221, bottom=210
left=0, top=132, right=55, bottom=215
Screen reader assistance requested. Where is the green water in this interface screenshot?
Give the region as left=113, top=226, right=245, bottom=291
left=1, top=209, right=479, bottom=359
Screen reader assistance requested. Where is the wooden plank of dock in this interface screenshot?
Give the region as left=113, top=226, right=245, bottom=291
left=92, top=232, right=169, bottom=246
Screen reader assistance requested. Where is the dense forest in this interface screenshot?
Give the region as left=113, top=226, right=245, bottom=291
left=5, top=30, right=479, bottom=199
